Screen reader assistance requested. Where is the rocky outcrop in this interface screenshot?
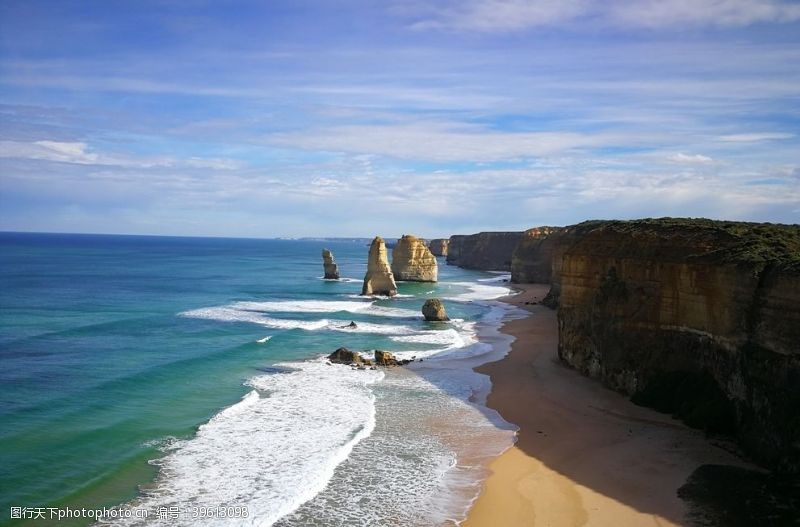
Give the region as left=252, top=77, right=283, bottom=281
left=328, top=347, right=370, bottom=365
left=422, top=299, right=449, bottom=321
left=428, top=239, right=449, bottom=256
left=391, top=234, right=438, bottom=282
left=362, top=237, right=398, bottom=296
left=374, top=350, right=398, bottom=366
left=446, top=232, right=523, bottom=271
left=546, top=218, right=800, bottom=472
left=322, top=248, right=340, bottom=279
left=510, top=226, right=562, bottom=283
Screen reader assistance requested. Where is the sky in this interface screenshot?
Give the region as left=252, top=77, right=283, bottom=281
left=0, top=0, right=799, bottom=238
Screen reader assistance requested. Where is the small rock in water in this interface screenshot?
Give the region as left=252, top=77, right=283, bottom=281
left=422, top=298, right=449, bottom=321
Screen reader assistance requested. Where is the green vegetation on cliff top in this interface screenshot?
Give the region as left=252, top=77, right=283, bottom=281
left=571, top=217, right=800, bottom=269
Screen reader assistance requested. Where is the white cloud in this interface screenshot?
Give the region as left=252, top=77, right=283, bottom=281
left=408, top=0, right=800, bottom=32
left=410, top=0, right=589, bottom=32
left=0, top=140, right=242, bottom=170
left=718, top=132, right=795, bottom=142
left=610, top=0, right=800, bottom=28
left=269, top=121, right=636, bottom=162
left=667, top=152, right=714, bottom=164
left=0, top=140, right=100, bottom=164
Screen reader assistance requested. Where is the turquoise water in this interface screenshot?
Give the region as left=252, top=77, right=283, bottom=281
left=0, top=233, right=513, bottom=526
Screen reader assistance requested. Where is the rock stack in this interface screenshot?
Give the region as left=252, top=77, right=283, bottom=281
left=428, top=239, right=449, bottom=257
left=391, top=234, right=438, bottom=282
left=422, top=298, right=449, bottom=321
left=322, top=248, right=340, bottom=279
left=361, top=237, right=398, bottom=296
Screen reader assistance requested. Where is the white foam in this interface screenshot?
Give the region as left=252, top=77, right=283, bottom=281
left=444, top=281, right=513, bottom=301
left=391, top=328, right=465, bottom=347
left=180, top=303, right=420, bottom=335
left=477, top=273, right=511, bottom=283
left=329, top=320, right=416, bottom=335
left=233, top=300, right=373, bottom=314
left=256, top=336, right=272, bottom=343
left=111, top=360, right=384, bottom=526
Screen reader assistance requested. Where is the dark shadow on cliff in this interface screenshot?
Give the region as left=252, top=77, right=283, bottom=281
left=679, top=464, right=800, bottom=526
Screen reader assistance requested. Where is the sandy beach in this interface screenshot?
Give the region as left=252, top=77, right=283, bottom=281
left=463, top=284, right=749, bottom=527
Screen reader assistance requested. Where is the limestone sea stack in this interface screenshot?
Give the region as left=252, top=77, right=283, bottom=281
left=322, top=248, right=340, bottom=279
left=361, top=236, right=398, bottom=296
left=428, top=238, right=449, bottom=257
left=391, top=234, right=438, bottom=282
left=422, top=298, right=449, bottom=321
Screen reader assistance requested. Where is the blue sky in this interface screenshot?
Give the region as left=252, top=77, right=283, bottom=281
left=1, top=0, right=798, bottom=238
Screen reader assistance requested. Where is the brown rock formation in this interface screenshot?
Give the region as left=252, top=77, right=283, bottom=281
left=510, top=226, right=562, bottom=283
left=446, top=232, right=523, bottom=271
left=361, top=236, right=398, bottom=296
left=422, top=298, right=449, bottom=321
left=374, top=350, right=398, bottom=366
left=322, top=248, right=340, bottom=279
left=428, top=238, right=449, bottom=256
left=542, top=218, right=800, bottom=472
left=328, top=347, right=365, bottom=365
left=391, top=234, right=438, bottom=282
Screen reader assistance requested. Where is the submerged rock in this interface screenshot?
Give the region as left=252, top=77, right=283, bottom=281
left=391, top=234, right=438, bottom=282
left=322, top=248, right=340, bottom=280
left=361, top=237, right=398, bottom=296
left=422, top=298, right=449, bottom=321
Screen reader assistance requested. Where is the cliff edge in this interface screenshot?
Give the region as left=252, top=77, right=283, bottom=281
left=543, top=218, right=800, bottom=472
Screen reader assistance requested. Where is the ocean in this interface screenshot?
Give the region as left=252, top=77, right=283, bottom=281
left=0, top=232, right=521, bottom=526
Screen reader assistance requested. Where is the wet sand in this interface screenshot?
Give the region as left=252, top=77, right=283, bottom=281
left=463, top=284, right=748, bottom=527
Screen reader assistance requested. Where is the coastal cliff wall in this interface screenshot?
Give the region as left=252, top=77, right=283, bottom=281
left=543, top=219, right=800, bottom=472
left=510, top=226, right=562, bottom=283
left=428, top=238, right=449, bottom=257
left=446, top=232, right=523, bottom=271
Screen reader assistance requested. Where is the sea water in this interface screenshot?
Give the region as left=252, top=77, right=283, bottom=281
left=0, top=233, right=522, bottom=526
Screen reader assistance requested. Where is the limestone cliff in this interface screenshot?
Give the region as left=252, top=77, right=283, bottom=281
left=510, top=226, right=562, bottom=283
left=445, top=231, right=523, bottom=271
left=544, top=219, right=800, bottom=472
left=428, top=238, right=449, bottom=257
left=391, top=234, right=438, bottom=282
left=322, top=248, right=340, bottom=280
left=361, top=236, right=398, bottom=296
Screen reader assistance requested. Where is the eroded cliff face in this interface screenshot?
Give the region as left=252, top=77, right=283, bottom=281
left=511, top=226, right=562, bottom=283
left=391, top=234, right=438, bottom=282
left=548, top=219, right=800, bottom=472
left=428, top=238, right=449, bottom=257
left=445, top=232, right=523, bottom=271
left=362, top=236, right=398, bottom=296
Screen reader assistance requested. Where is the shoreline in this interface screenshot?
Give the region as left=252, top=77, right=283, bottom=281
left=462, top=283, right=750, bottom=527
